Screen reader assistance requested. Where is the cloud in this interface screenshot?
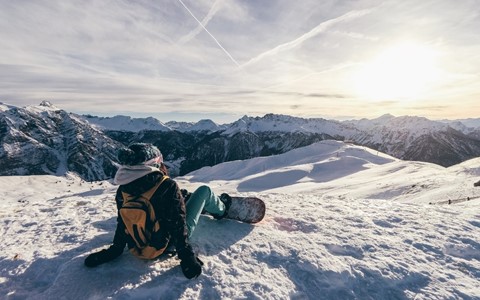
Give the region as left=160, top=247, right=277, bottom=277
left=409, top=105, right=449, bottom=111
left=0, top=1, right=479, bottom=121
left=240, top=9, right=373, bottom=69
left=305, top=93, right=347, bottom=99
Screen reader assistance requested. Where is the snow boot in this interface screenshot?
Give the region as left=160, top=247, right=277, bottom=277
left=213, top=193, right=232, bottom=220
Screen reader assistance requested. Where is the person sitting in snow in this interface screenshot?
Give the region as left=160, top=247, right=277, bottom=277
left=84, top=143, right=231, bottom=279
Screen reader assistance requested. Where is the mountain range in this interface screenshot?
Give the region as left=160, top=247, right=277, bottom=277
left=1, top=101, right=480, bottom=181
left=0, top=101, right=121, bottom=181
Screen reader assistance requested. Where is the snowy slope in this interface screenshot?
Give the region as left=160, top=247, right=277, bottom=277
left=0, top=102, right=15, bottom=111
left=182, top=140, right=480, bottom=204
left=442, top=118, right=480, bottom=130
left=81, top=115, right=171, bottom=132
left=460, top=118, right=480, bottom=129
left=0, top=101, right=121, bottom=180
left=345, top=115, right=450, bottom=146
left=1, top=141, right=479, bottom=299
left=166, top=119, right=226, bottom=133
left=81, top=115, right=225, bottom=133
left=223, top=114, right=359, bottom=138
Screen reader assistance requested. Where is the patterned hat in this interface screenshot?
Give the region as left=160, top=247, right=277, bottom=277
left=118, top=143, right=163, bottom=166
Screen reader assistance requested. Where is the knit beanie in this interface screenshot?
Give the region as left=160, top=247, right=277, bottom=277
left=117, top=143, right=163, bottom=166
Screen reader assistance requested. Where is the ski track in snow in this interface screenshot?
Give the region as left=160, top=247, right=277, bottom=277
left=1, top=142, right=480, bottom=299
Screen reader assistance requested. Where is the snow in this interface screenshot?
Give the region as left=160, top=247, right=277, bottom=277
left=459, top=119, right=480, bottom=129
left=26, top=101, right=60, bottom=114
left=1, top=141, right=480, bottom=299
left=345, top=115, right=450, bottom=141
left=80, top=115, right=171, bottom=132
left=442, top=118, right=480, bottom=130
left=0, top=102, right=16, bottom=112
left=222, top=114, right=358, bottom=138
left=166, top=119, right=226, bottom=133
left=81, top=115, right=224, bottom=133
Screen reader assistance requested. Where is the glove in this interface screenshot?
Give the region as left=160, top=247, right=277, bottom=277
left=180, top=189, right=191, bottom=202
left=178, top=245, right=203, bottom=279
left=180, top=255, right=204, bottom=279
left=84, top=245, right=123, bottom=268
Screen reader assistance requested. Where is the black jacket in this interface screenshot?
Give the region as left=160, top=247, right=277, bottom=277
left=112, top=171, right=190, bottom=256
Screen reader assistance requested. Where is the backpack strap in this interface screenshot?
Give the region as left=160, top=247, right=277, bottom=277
left=121, top=175, right=169, bottom=202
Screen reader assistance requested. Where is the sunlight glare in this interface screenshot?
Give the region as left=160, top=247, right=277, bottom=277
left=354, top=42, right=441, bottom=101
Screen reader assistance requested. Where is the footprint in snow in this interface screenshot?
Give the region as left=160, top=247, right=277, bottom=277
left=469, top=220, right=480, bottom=228
left=273, top=217, right=319, bottom=233
left=373, top=219, right=395, bottom=228
left=324, top=243, right=364, bottom=259
left=372, top=216, right=404, bottom=228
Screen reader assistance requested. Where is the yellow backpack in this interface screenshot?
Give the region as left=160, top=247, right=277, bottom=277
left=120, top=176, right=169, bottom=259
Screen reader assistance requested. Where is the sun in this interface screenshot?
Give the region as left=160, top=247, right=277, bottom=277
left=353, top=42, right=441, bottom=101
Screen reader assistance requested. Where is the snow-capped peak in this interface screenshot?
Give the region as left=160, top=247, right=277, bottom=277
left=222, top=113, right=350, bottom=136
left=345, top=114, right=451, bottom=138
left=0, top=102, right=15, bottom=112
left=39, top=100, right=55, bottom=108
left=81, top=115, right=170, bottom=132
left=166, top=119, right=225, bottom=133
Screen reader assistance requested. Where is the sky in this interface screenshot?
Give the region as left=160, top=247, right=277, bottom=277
left=0, top=0, right=479, bottom=123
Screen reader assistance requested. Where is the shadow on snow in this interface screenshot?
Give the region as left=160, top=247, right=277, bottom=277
left=0, top=215, right=255, bottom=299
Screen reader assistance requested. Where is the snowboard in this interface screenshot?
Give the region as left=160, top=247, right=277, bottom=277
left=223, top=196, right=266, bottom=223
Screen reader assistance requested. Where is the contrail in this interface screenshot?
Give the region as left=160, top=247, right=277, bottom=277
left=240, top=9, right=372, bottom=69
left=178, top=0, right=223, bottom=45
left=178, top=0, right=240, bottom=67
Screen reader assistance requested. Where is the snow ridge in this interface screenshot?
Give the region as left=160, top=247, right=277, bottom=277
left=81, top=115, right=171, bottom=132
left=0, top=103, right=121, bottom=180
left=82, top=115, right=225, bottom=133
left=166, top=119, right=226, bottom=133
left=222, top=113, right=359, bottom=137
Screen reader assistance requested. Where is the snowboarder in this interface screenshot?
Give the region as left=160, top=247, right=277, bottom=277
left=84, top=143, right=231, bottom=279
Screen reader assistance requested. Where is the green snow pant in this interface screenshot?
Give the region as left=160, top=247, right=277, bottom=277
left=185, top=185, right=226, bottom=238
